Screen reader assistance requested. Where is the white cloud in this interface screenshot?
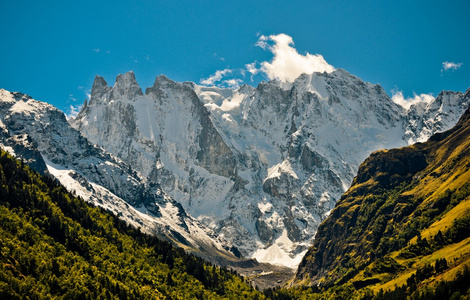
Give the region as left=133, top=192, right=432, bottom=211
left=442, top=61, right=463, bottom=71
left=254, top=34, right=335, bottom=82
left=223, top=79, right=243, bottom=89
left=255, top=35, right=269, bottom=50
left=200, top=33, right=334, bottom=89
left=93, top=48, right=111, bottom=54
left=201, top=69, right=233, bottom=85
left=391, top=90, right=434, bottom=110
left=246, top=62, right=260, bottom=75
left=66, top=104, right=81, bottom=120
left=200, top=70, right=244, bottom=89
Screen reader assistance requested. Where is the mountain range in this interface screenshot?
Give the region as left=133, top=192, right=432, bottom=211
left=0, top=69, right=469, bottom=271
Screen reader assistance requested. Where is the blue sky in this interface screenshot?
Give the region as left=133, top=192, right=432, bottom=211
left=1, top=0, right=469, bottom=115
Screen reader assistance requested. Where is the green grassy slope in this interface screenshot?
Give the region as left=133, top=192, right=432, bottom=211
left=0, top=150, right=264, bottom=299
left=286, top=108, right=470, bottom=299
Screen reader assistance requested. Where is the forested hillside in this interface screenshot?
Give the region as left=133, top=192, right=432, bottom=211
left=0, top=150, right=263, bottom=299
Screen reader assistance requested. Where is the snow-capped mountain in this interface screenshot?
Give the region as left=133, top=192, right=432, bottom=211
left=403, top=90, right=470, bottom=144
left=0, top=88, right=240, bottom=265
left=1, top=69, right=468, bottom=269
left=68, top=69, right=469, bottom=268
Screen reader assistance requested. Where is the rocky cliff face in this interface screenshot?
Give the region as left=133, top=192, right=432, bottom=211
left=70, top=70, right=469, bottom=268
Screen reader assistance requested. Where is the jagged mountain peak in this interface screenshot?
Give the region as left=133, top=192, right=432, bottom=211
left=112, top=71, right=143, bottom=99
left=89, top=71, right=143, bottom=104
left=433, top=89, right=464, bottom=106
left=0, top=89, right=64, bottom=122
left=90, top=75, right=110, bottom=101
left=283, top=69, right=399, bottom=121
left=145, top=74, right=181, bottom=95
left=0, top=89, right=32, bottom=105
left=403, top=88, right=470, bottom=143
left=153, top=74, right=180, bottom=88
left=154, top=74, right=173, bottom=82
left=92, top=74, right=108, bottom=89
left=292, top=68, right=366, bottom=87
left=0, top=88, right=18, bottom=105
